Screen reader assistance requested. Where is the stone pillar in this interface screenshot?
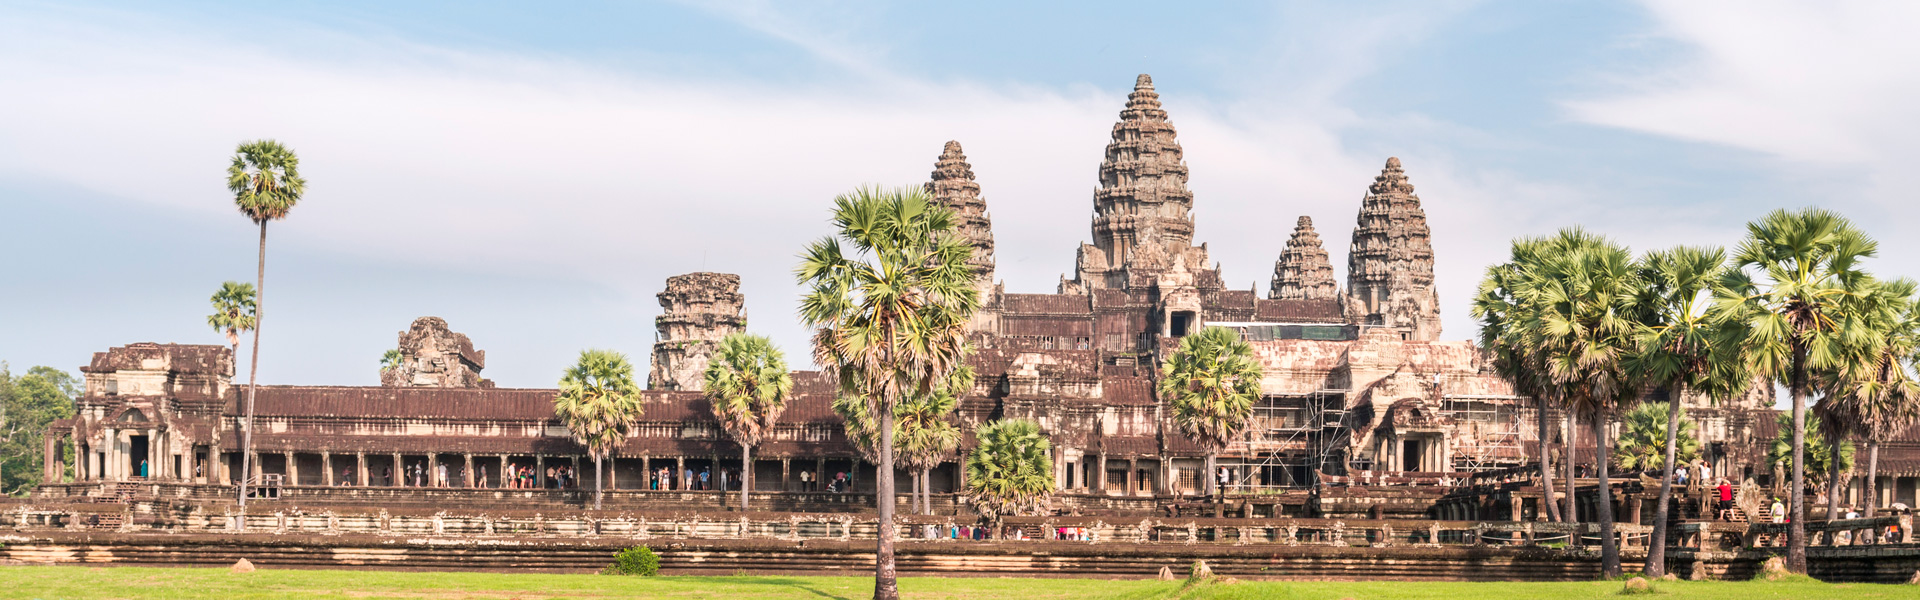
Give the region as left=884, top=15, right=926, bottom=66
left=782, top=458, right=792, bottom=492
left=815, top=458, right=826, bottom=492
left=464, top=454, right=475, bottom=488
left=323, top=452, right=335, bottom=486
left=1097, top=454, right=1109, bottom=495
left=641, top=455, right=652, bottom=490
left=285, top=451, right=297, bottom=486
left=1128, top=458, right=1139, bottom=496
left=392, top=453, right=403, bottom=486
left=428, top=454, right=440, bottom=487
left=536, top=456, right=546, bottom=489
left=601, top=455, right=612, bottom=491
left=356, top=453, right=368, bottom=486
left=676, top=456, right=686, bottom=490
left=43, top=434, right=57, bottom=482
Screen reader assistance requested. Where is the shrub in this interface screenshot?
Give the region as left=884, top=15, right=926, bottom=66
left=605, top=545, right=659, bottom=576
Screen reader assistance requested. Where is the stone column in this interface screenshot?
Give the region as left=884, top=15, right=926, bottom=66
left=285, top=451, right=297, bottom=486
left=356, top=453, right=368, bottom=486
left=641, top=455, right=652, bottom=490
left=782, top=458, right=792, bottom=492
left=536, top=456, right=546, bottom=489
left=392, top=453, right=403, bottom=486
left=428, top=454, right=439, bottom=487
left=815, top=458, right=826, bottom=492
left=1128, top=458, right=1139, bottom=496
left=602, top=455, right=612, bottom=491
left=323, top=452, right=334, bottom=486
left=1097, top=454, right=1109, bottom=495
left=43, top=434, right=57, bottom=482
left=676, top=457, right=686, bottom=490
left=464, top=454, right=475, bottom=488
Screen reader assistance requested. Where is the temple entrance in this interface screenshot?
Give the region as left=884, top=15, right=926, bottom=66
left=129, top=435, right=149, bottom=479
left=1402, top=439, right=1423, bottom=472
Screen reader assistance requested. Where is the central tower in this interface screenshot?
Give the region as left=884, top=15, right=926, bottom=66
left=1062, top=74, right=1207, bottom=294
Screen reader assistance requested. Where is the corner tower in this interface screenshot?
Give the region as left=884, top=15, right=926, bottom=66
left=1344, top=157, right=1441, bottom=340
left=1271, top=216, right=1339, bottom=301
left=649, top=272, right=746, bottom=391
left=925, top=140, right=1002, bottom=332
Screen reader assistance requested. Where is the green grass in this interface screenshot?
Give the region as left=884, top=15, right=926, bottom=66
left=0, top=566, right=1913, bottom=599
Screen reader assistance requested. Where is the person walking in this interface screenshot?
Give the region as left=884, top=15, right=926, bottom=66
left=699, top=467, right=711, bottom=491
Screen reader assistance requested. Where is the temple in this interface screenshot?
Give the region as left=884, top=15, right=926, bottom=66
left=34, top=74, right=1914, bottom=522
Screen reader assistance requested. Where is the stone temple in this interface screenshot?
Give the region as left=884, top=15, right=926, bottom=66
left=33, top=74, right=1908, bottom=524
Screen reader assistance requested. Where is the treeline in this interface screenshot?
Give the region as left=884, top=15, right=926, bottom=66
left=0, top=363, right=78, bottom=496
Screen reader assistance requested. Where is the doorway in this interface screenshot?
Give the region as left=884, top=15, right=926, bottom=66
left=1402, top=439, right=1423, bottom=472
left=130, top=435, right=150, bottom=479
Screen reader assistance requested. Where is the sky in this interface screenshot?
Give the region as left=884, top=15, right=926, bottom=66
left=1, top=1, right=1916, bottom=389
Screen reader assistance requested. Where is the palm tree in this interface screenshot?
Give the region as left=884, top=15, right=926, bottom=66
left=963, top=418, right=1055, bottom=527
left=896, top=369, right=965, bottom=515
left=554, top=349, right=645, bottom=510
left=1158, top=325, right=1261, bottom=508
left=206, top=281, right=257, bottom=370
left=1820, top=279, right=1920, bottom=518
left=703, top=333, right=794, bottom=511
left=1767, top=412, right=1851, bottom=494
left=1612, top=402, right=1700, bottom=473
left=1517, top=228, right=1645, bottom=577
left=1621, top=245, right=1731, bottom=576
left=1714, top=208, right=1878, bottom=572
left=1473, top=237, right=1563, bottom=523
left=227, top=140, right=306, bottom=509
left=797, top=185, right=979, bottom=600
left=380, top=349, right=403, bottom=375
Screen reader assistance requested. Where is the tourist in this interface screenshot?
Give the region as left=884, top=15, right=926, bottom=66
left=1770, top=498, right=1786, bottom=524
left=1216, top=467, right=1229, bottom=495
left=1716, top=479, right=1733, bottom=517
left=1676, top=466, right=1688, bottom=486
left=700, top=467, right=710, bottom=491
left=718, top=468, right=728, bottom=492
left=139, top=459, right=148, bottom=478
left=1699, top=462, right=1712, bottom=486
left=477, top=465, right=488, bottom=489
left=799, top=469, right=811, bottom=491
left=342, top=466, right=355, bottom=486
left=383, top=466, right=393, bottom=487
left=438, top=462, right=449, bottom=487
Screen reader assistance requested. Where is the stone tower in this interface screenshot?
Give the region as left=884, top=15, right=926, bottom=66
left=926, top=140, right=996, bottom=293
left=1270, top=216, right=1339, bottom=301
left=925, top=140, right=1002, bottom=333
left=381, top=317, right=490, bottom=388
left=1063, top=74, right=1209, bottom=294
left=1344, top=157, right=1441, bottom=340
left=649, top=272, right=746, bottom=391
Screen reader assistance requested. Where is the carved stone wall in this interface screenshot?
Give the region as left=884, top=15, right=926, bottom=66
left=380, top=317, right=488, bottom=389
left=649, top=272, right=745, bottom=391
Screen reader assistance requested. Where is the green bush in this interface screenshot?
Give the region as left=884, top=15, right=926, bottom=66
left=605, top=546, right=659, bottom=576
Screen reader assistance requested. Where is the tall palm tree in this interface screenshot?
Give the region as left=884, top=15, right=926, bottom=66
left=1518, top=228, right=1645, bottom=578
left=554, top=349, right=644, bottom=510
left=797, top=185, right=979, bottom=600
left=380, top=349, right=403, bottom=375
left=896, top=370, right=965, bottom=515
left=1473, top=237, right=1563, bottom=523
left=1714, top=208, right=1878, bottom=572
left=1622, top=245, right=1731, bottom=576
left=227, top=140, right=305, bottom=508
left=1814, top=278, right=1918, bottom=520
left=1158, top=326, right=1261, bottom=507
left=1831, top=280, right=1920, bottom=518
left=206, top=281, right=257, bottom=371
left=963, top=418, right=1055, bottom=526
left=703, top=333, right=794, bottom=511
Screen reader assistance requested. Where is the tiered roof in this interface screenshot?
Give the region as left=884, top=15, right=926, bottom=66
left=1271, top=216, right=1339, bottom=301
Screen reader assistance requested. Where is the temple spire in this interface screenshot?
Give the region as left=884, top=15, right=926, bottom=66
left=1344, top=157, right=1440, bottom=339
left=1063, top=73, right=1202, bottom=293
left=1271, top=216, right=1338, bottom=301
left=925, top=140, right=996, bottom=289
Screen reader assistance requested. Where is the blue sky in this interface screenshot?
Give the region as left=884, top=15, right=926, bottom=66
left=2, top=1, right=1915, bottom=389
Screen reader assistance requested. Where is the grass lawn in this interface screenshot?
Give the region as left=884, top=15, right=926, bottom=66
left=0, top=566, right=1913, bottom=599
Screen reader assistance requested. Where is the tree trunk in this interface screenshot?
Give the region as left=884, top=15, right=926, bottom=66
left=741, top=443, right=752, bottom=512
left=1788, top=369, right=1808, bottom=573
left=1206, top=450, right=1220, bottom=518
left=594, top=454, right=604, bottom=510
left=238, top=221, right=267, bottom=517
left=1594, top=411, right=1620, bottom=578
left=1644, top=390, right=1685, bottom=577
left=922, top=468, right=932, bottom=515
left=873, top=407, right=898, bottom=600
left=1540, top=397, right=1561, bottom=522
left=1565, top=410, right=1579, bottom=526
left=1826, top=433, right=1844, bottom=528
left=1866, top=441, right=1881, bottom=518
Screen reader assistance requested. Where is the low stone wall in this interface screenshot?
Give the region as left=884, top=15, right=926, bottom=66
left=0, top=531, right=1618, bottom=580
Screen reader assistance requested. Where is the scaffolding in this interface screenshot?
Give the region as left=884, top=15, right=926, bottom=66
left=1439, top=394, right=1528, bottom=472
left=1219, top=390, right=1347, bottom=491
